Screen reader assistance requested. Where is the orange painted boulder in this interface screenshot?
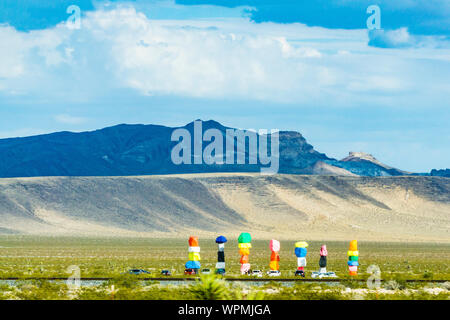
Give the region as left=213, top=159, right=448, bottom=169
left=240, top=255, right=249, bottom=264
left=189, top=236, right=199, bottom=247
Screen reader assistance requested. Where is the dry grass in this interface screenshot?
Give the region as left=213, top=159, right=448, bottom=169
left=0, top=236, right=448, bottom=279
left=0, top=236, right=448, bottom=300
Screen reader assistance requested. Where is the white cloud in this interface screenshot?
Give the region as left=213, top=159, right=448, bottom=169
left=54, top=114, right=87, bottom=125
left=0, top=26, right=27, bottom=78
left=0, top=7, right=449, bottom=109
left=368, top=28, right=450, bottom=49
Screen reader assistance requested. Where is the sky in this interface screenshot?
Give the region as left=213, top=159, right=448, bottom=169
left=0, top=0, right=449, bottom=172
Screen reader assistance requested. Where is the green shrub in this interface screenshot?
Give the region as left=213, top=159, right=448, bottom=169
left=189, top=274, right=230, bottom=300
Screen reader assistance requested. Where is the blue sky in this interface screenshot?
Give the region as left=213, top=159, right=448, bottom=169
left=0, top=0, right=449, bottom=172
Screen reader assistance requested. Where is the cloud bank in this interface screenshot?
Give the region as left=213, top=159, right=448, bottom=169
left=1, top=7, right=449, bottom=109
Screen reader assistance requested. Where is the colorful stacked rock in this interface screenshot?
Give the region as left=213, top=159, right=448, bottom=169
left=295, top=241, right=308, bottom=276
left=319, top=244, right=328, bottom=273
left=185, top=236, right=201, bottom=272
left=238, top=233, right=252, bottom=275
left=269, top=239, right=280, bottom=271
left=347, top=240, right=359, bottom=276
left=311, top=244, right=337, bottom=278
left=215, top=235, right=227, bottom=274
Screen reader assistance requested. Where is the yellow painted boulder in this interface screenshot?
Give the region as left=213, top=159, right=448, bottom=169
left=188, top=252, right=201, bottom=261
left=295, top=241, right=309, bottom=248
left=349, top=240, right=358, bottom=251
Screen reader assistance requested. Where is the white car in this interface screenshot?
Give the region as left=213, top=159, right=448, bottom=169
left=267, top=270, right=281, bottom=277
left=311, top=271, right=337, bottom=278
left=250, top=270, right=263, bottom=277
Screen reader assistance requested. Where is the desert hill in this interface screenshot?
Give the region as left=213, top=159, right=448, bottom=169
left=0, top=174, right=448, bottom=241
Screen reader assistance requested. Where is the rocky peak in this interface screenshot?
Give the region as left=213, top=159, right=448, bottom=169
left=341, top=151, right=393, bottom=169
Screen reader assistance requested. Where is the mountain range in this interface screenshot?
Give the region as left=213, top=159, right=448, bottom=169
left=0, top=120, right=440, bottom=178
left=0, top=120, right=448, bottom=239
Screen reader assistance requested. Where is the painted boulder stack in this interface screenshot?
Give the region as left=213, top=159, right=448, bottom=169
left=215, top=235, right=227, bottom=274
left=269, top=239, right=280, bottom=271
left=238, top=233, right=252, bottom=275
left=319, top=245, right=328, bottom=273
left=347, top=240, right=359, bottom=276
left=185, top=236, right=201, bottom=272
left=311, top=244, right=337, bottom=278
left=295, top=241, right=308, bottom=276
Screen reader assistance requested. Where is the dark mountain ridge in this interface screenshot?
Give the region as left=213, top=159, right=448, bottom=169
left=430, top=168, right=450, bottom=177
left=0, top=120, right=417, bottom=178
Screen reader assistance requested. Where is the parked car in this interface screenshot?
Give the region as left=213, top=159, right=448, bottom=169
left=215, top=268, right=226, bottom=275
left=201, top=268, right=211, bottom=274
left=161, top=270, right=172, bottom=276
left=128, top=269, right=151, bottom=275
left=295, top=270, right=305, bottom=277
left=267, top=270, right=281, bottom=277
left=311, top=271, right=337, bottom=278
left=184, top=268, right=198, bottom=275
left=251, top=270, right=263, bottom=277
